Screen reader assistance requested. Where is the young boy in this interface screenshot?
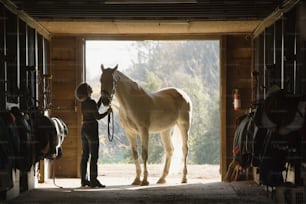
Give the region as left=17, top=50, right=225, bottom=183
left=75, top=82, right=112, bottom=188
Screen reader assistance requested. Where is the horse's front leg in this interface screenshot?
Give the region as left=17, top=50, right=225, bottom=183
left=140, top=129, right=149, bottom=186
left=127, top=134, right=141, bottom=185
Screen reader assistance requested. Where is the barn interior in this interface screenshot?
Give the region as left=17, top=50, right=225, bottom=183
left=0, top=0, right=306, bottom=203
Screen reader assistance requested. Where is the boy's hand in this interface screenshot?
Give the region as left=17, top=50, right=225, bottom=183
left=107, top=107, right=112, bottom=113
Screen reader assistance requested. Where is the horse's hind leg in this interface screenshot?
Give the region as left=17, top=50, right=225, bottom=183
left=157, top=129, right=173, bottom=184
left=177, top=122, right=189, bottom=183
left=140, top=129, right=149, bottom=186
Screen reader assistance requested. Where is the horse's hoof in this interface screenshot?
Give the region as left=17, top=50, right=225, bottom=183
left=157, top=178, right=166, bottom=184
left=181, top=178, right=187, bottom=183
left=131, top=178, right=141, bottom=185
left=141, top=180, right=149, bottom=186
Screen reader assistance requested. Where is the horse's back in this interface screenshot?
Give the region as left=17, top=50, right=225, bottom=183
left=152, top=87, right=192, bottom=126
left=153, top=87, right=191, bottom=110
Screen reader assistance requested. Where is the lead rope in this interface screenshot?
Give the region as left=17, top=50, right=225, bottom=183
left=107, top=109, right=114, bottom=142
left=106, top=75, right=117, bottom=142
left=52, top=159, right=63, bottom=188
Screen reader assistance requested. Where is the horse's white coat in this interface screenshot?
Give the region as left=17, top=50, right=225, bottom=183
left=100, top=65, right=192, bottom=185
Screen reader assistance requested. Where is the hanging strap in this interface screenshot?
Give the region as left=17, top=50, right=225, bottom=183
left=52, top=159, right=63, bottom=189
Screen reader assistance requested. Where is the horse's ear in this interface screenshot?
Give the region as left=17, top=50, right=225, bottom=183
left=114, top=64, right=118, bottom=71
left=101, top=64, right=105, bottom=72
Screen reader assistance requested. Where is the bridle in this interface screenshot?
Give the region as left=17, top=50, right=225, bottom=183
left=101, top=73, right=118, bottom=142
left=100, top=73, right=118, bottom=106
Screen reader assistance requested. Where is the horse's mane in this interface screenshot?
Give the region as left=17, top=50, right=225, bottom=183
left=115, top=70, right=148, bottom=93
left=116, top=70, right=191, bottom=106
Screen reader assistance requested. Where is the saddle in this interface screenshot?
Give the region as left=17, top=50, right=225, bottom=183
left=10, top=107, right=33, bottom=172
left=264, top=89, right=299, bottom=127
left=31, top=112, right=57, bottom=161
left=254, top=88, right=304, bottom=135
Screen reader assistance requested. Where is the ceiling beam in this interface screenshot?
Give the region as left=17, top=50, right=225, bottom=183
left=104, top=0, right=197, bottom=4
left=38, top=20, right=260, bottom=36
left=1, top=0, right=51, bottom=40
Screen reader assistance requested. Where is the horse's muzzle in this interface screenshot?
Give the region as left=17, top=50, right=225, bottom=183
left=101, top=90, right=112, bottom=106
left=101, top=97, right=110, bottom=106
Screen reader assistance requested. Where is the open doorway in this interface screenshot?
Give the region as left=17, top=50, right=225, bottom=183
left=85, top=40, right=221, bottom=185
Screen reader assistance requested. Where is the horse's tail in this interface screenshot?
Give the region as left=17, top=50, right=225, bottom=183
left=176, top=88, right=192, bottom=128
left=170, top=125, right=183, bottom=174
left=174, top=89, right=191, bottom=183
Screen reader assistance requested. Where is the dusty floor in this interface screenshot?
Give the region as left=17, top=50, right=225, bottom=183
left=5, top=164, right=275, bottom=204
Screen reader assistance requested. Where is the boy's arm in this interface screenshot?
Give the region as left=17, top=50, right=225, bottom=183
left=97, top=97, right=103, bottom=109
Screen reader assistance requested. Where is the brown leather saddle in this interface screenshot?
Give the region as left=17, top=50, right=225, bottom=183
left=264, top=90, right=300, bottom=127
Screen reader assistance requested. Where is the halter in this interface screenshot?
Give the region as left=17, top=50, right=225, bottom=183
left=101, top=74, right=118, bottom=106
left=101, top=72, right=118, bottom=142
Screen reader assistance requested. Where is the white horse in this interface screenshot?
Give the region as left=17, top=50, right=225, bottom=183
left=100, top=64, right=192, bottom=186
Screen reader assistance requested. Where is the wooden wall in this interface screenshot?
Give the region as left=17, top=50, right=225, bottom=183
left=221, top=36, right=253, bottom=180
left=50, top=37, right=83, bottom=177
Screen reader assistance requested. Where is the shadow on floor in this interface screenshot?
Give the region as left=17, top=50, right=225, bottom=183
left=6, top=179, right=274, bottom=204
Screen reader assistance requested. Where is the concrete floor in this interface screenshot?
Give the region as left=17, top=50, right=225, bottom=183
left=5, top=178, right=274, bottom=204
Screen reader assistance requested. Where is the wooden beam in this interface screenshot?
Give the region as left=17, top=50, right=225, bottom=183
left=39, top=20, right=260, bottom=36
left=253, top=0, right=300, bottom=38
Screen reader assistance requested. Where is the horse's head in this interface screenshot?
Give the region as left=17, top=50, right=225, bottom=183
left=100, top=64, right=118, bottom=106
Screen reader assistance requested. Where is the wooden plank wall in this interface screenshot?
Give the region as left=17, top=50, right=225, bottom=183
left=50, top=37, right=83, bottom=177
left=222, top=35, right=253, bottom=180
